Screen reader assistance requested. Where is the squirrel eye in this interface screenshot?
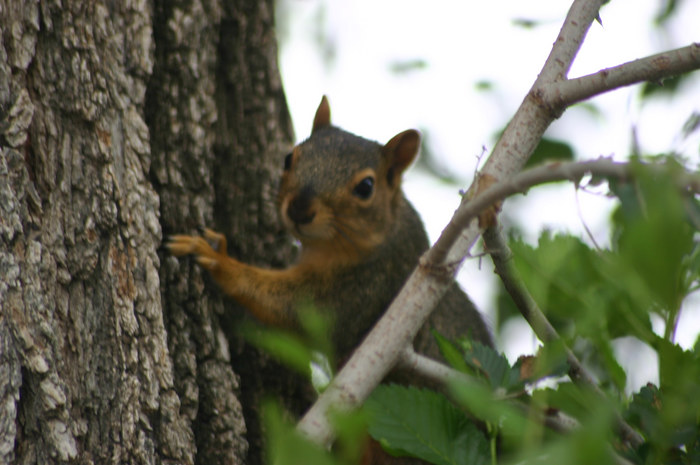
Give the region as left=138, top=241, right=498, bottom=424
left=283, top=152, right=293, bottom=171
left=353, top=176, right=374, bottom=199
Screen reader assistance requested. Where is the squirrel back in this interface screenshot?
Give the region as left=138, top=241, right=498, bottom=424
left=168, top=96, right=493, bottom=364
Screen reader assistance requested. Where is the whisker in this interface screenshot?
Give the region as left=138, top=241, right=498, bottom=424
left=332, top=221, right=359, bottom=254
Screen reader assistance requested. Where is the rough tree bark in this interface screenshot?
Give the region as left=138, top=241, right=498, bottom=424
left=0, top=1, right=301, bottom=464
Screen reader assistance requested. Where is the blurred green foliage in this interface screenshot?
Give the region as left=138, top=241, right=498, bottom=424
left=525, top=138, right=576, bottom=168
left=259, top=157, right=700, bottom=465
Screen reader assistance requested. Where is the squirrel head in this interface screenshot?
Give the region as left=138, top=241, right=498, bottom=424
left=278, top=96, right=420, bottom=263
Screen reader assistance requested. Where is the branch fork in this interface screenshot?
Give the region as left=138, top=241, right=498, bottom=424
left=297, top=0, right=700, bottom=447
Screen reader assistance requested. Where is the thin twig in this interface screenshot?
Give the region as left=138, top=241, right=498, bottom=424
left=428, top=158, right=629, bottom=265
left=396, top=347, right=471, bottom=387
left=399, top=348, right=637, bottom=465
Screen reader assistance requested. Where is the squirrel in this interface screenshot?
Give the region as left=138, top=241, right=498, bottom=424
left=167, top=96, right=493, bottom=367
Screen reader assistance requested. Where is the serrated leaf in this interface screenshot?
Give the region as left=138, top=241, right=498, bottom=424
left=654, top=338, right=700, bottom=412
left=513, top=396, right=618, bottom=465
left=533, top=383, right=598, bottom=420
left=433, top=330, right=472, bottom=375
left=624, top=366, right=700, bottom=465
left=450, top=379, right=531, bottom=438
left=526, top=341, right=570, bottom=382
left=464, top=342, right=522, bottom=391
left=510, top=232, right=654, bottom=342
left=625, top=383, right=662, bottom=438
left=611, top=159, right=695, bottom=314
left=365, top=385, right=489, bottom=465
left=597, top=339, right=627, bottom=392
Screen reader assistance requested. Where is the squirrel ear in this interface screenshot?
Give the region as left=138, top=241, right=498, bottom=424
left=383, top=129, right=420, bottom=183
left=312, top=95, right=331, bottom=133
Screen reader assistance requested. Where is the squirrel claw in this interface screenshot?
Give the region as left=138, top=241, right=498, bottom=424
left=202, top=228, right=228, bottom=254
left=166, top=230, right=229, bottom=276
left=165, top=234, right=196, bottom=256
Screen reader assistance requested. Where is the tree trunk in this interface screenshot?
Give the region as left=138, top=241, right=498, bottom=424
left=0, top=1, right=301, bottom=464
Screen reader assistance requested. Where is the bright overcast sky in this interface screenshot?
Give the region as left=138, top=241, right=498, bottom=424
left=276, top=0, right=700, bottom=390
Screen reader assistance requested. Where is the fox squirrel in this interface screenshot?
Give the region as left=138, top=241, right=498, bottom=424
left=167, top=96, right=492, bottom=366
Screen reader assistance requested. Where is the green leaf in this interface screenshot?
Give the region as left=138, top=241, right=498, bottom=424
left=450, top=378, right=531, bottom=439
left=513, top=398, right=618, bottom=465
left=611, top=159, right=695, bottom=316
left=510, top=233, right=594, bottom=333
left=365, top=385, right=490, bottom=465
left=243, top=326, right=315, bottom=376
left=640, top=75, right=685, bottom=99
left=533, top=383, right=597, bottom=420
left=654, top=338, right=700, bottom=416
left=511, top=17, right=541, bottom=29
left=464, top=342, right=522, bottom=391
left=654, top=0, right=680, bottom=26
left=597, top=339, right=627, bottom=392
left=389, top=58, right=428, bottom=74
left=298, top=304, right=336, bottom=366
left=524, top=137, right=575, bottom=168
left=681, top=111, right=700, bottom=139
left=241, top=304, right=336, bottom=386
left=328, top=408, right=371, bottom=465
left=511, top=231, right=656, bottom=343
left=263, top=400, right=340, bottom=465
left=433, top=330, right=472, bottom=375
left=625, top=383, right=662, bottom=439
left=526, top=340, right=570, bottom=382
left=474, top=80, right=494, bottom=92
left=624, top=373, right=700, bottom=465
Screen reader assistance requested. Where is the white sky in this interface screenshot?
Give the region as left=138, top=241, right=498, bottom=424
left=276, top=0, right=700, bottom=392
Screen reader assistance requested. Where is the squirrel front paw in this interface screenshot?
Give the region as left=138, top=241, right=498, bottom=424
left=166, top=228, right=228, bottom=271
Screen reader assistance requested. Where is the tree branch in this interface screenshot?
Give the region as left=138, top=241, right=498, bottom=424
left=482, top=227, right=645, bottom=449
left=296, top=159, right=622, bottom=444
left=396, top=347, right=470, bottom=387
left=544, top=43, right=700, bottom=107
left=399, top=348, right=636, bottom=465
left=429, top=0, right=607, bottom=267
left=397, top=349, right=582, bottom=433
left=429, top=158, right=628, bottom=266
left=297, top=0, right=700, bottom=445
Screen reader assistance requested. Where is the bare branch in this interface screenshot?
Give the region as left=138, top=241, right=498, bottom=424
left=428, top=158, right=629, bottom=266
left=396, top=347, right=471, bottom=387
left=545, top=43, right=700, bottom=107
left=430, top=0, right=609, bottom=266
left=537, top=0, right=607, bottom=82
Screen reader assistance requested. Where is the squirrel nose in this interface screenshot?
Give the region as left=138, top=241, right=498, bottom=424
left=287, top=187, right=316, bottom=225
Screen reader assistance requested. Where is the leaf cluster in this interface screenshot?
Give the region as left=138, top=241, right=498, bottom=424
left=260, top=158, right=700, bottom=465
